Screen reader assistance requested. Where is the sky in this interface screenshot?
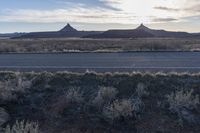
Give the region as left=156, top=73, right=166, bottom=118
left=0, top=0, right=200, bottom=33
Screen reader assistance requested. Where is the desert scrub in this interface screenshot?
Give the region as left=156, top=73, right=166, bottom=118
left=0, top=108, right=9, bottom=126
left=103, top=98, right=138, bottom=123
left=65, top=88, right=84, bottom=104
left=0, top=74, right=32, bottom=102
left=93, top=87, right=118, bottom=109
left=167, top=89, right=199, bottom=112
left=4, top=120, right=39, bottom=133
left=166, top=89, right=199, bottom=125
left=0, top=81, right=16, bottom=102
left=50, top=88, right=84, bottom=115
left=135, top=83, right=149, bottom=98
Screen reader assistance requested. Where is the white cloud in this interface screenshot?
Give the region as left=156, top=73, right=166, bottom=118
left=0, top=7, right=151, bottom=24
left=0, top=0, right=199, bottom=24
left=100, top=0, right=200, bottom=21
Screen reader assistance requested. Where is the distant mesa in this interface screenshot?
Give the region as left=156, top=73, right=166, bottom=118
left=14, top=23, right=101, bottom=39
left=10, top=23, right=200, bottom=39
left=85, top=23, right=194, bottom=38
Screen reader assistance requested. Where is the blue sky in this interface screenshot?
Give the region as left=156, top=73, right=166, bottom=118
left=0, top=0, right=200, bottom=33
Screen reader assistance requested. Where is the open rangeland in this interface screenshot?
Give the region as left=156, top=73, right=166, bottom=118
left=0, top=71, right=199, bottom=133
left=0, top=38, right=200, bottom=53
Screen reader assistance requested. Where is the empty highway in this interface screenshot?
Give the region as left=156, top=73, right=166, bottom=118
left=0, top=52, right=200, bottom=72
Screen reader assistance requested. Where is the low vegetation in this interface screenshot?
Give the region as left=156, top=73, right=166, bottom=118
left=166, top=89, right=199, bottom=125
left=103, top=99, right=136, bottom=122
left=4, top=120, right=39, bottom=133
left=0, top=71, right=199, bottom=133
left=93, top=87, right=118, bottom=109
left=0, top=38, right=200, bottom=53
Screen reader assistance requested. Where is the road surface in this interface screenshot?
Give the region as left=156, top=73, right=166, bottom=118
left=0, top=52, right=200, bottom=72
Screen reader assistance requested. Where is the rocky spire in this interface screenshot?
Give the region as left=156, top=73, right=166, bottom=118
left=136, top=23, right=150, bottom=31
left=60, top=23, right=78, bottom=32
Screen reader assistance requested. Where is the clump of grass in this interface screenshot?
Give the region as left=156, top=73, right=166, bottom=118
left=166, top=89, right=199, bottom=125
left=103, top=99, right=135, bottom=122
left=65, top=88, right=84, bottom=104
left=0, top=74, right=32, bottom=102
left=15, top=74, right=32, bottom=92
left=4, top=120, right=39, bottom=133
left=50, top=88, right=84, bottom=115
left=0, top=81, right=17, bottom=102
left=135, top=83, right=149, bottom=98
left=93, top=87, right=118, bottom=109
left=167, top=89, right=199, bottom=112
left=0, top=108, right=9, bottom=126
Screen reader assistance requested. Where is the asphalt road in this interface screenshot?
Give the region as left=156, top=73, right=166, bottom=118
left=0, top=52, right=200, bottom=72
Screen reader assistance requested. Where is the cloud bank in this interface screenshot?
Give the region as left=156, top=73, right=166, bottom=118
left=0, top=0, right=199, bottom=24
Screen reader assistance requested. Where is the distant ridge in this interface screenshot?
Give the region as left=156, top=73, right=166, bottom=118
left=14, top=23, right=102, bottom=39
left=11, top=23, right=200, bottom=39
left=85, top=23, right=194, bottom=38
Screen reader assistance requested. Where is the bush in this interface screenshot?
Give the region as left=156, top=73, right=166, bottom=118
left=50, top=88, right=84, bottom=115
left=4, top=120, right=39, bottom=133
left=103, top=99, right=135, bottom=122
left=93, top=87, right=118, bottom=109
left=167, top=89, right=199, bottom=112
left=0, top=81, right=16, bottom=102
left=0, top=74, right=32, bottom=102
left=15, top=73, right=32, bottom=92
left=166, top=89, right=199, bottom=125
left=0, top=108, right=9, bottom=126
left=135, top=83, right=149, bottom=98
left=65, top=88, right=84, bottom=104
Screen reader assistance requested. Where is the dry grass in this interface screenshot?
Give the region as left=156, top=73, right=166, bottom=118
left=0, top=74, right=32, bottom=102
left=0, top=108, right=9, bottom=126
left=103, top=99, right=135, bottom=122
left=93, top=87, right=118, bottom=109
left=0, top=38, right=200, bottom=53
left=135, top=83, right=149, bottom=98
left=166, top=89, right=199, bottom=125
left=167, top=89, right=199, bottom=112
left=0, top=71, right=200, bottom=132
left=4, top=120, right=39, bottom=133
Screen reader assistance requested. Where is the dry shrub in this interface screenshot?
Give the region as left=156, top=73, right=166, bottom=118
left=0, top=108, right=9, bottom=126
left=103, top=99, right=135, bottom=121
left=167, top=89, right=199, bottom=112
left=0, top=74, right=32, bottom=102
left=15, top=74, right=32, bottom=92
left=0, top=81, right=16, bottom=101
left=93, top=87, right=118, bottom=108
left=50, top=88, right=84, bottom=114
left=166, top=89, right=199, bottom=125
left=135, top=83, right=149, bottom=98
left=65, top=88, right=84, bottom=104
left=4, top=120, right=39, bottom=133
